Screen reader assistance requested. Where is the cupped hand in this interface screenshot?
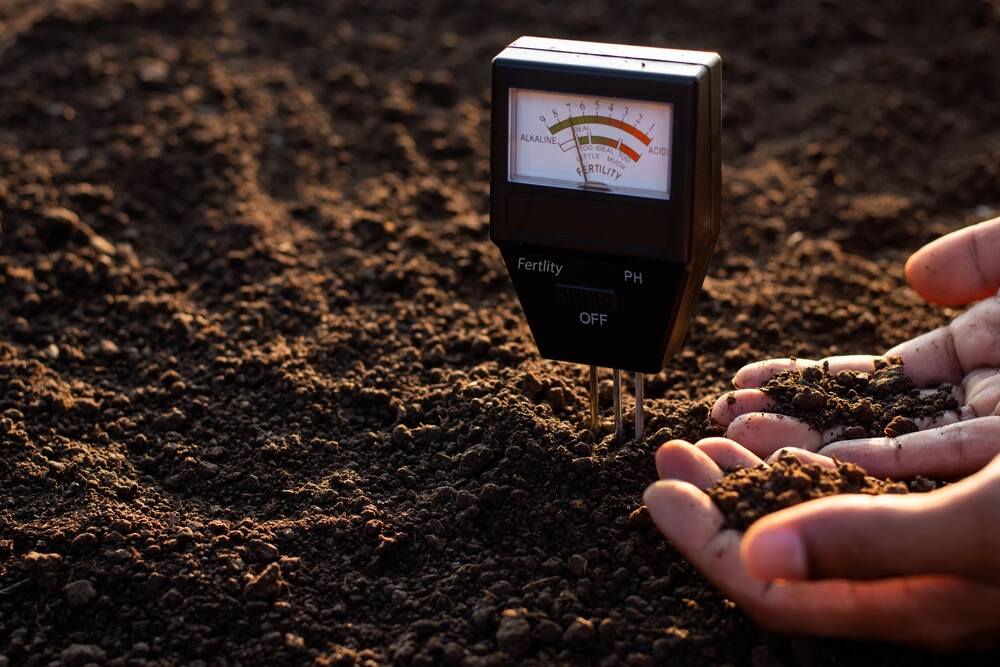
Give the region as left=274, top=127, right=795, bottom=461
left=644, top=438, right=1000, bottom=648
left=712, top=217, right=1000, bottom=479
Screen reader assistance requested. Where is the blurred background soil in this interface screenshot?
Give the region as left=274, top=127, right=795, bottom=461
left=1, top=0, right=999, bottom=665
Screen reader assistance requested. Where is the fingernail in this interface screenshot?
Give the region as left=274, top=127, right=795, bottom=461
left=745, top=527, right=807, bottom=580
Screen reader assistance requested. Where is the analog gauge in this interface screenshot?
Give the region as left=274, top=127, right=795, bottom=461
left=509, top=88, right=673, bottom=199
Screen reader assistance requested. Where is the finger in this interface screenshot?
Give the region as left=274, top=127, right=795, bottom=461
left=820, top=416, right=1000, bottom=479
left=761, top=575, right=1000, bottom=650
left=644, top=479, right=759, bottom=604
left=765, top=447, right=838, bottom=469
left=905, top=216, right=1000, bottom=306
left=732, top=356, right=883, bottom=389
left=818, top=354, right=882, bottom=375
left=742, top=457, right=1000, bottom=584
left=644, top=480, right=726, bottom=554
left=913, top=409, right=962, bottom=431
left=733, top=358, right=818, bottom=388
left=886, top=295, right=1000, bottom=386
left=654, top=441, right=724, bottom=489
left=726, top=413, right=823, bottom=456
left=645, top=481, right=1000, bottom=649
left=819, top=425, right=852, bottom=444
left=963, top=368, right=1000, bottom=417
left=695, top=437, right=765, bottom=471
left=726, top=413, right=920, bottom=452
left=963, top=367, right=1000, bottom=399
left=711, top=389, right=775, bottom=426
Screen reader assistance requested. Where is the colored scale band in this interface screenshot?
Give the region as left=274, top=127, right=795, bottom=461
left=547, top=115, right=653, bottom=145
left=577, top=134, right=642, bottom=162
left=588, top=135, right=617, bottom=148
left=619, top=143, right=640, bottom=161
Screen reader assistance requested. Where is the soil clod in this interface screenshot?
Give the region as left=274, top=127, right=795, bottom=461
left=496, top=612, right=532, bottom=657
left=761, top=359, right=957, bottom=438
left=243, top=563, right=285, bottom=602
left=64, top=580, right=97, bottom=609
left=707, top=452, right=909, bottom=531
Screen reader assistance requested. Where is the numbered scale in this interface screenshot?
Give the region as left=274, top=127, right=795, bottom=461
left=510, top=89, right=673, bottom=199
left=490, top=37, right=722, bottom=441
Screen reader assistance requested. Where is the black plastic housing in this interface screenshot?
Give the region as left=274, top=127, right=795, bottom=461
left=490, top=37, right=721, bottom=373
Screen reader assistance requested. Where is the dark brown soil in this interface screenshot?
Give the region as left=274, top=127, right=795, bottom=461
left=760, top=359, right=959, bottom=438
left=708, top=452, right=909, bottom=532
left=1, top=1, right=999, bottom=666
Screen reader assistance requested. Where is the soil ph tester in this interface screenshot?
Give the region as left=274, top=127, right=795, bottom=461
left=490, top=37, right=721, bottom=441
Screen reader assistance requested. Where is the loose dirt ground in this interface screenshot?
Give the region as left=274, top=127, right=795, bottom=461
left=1, top=1, right=999, bottom=665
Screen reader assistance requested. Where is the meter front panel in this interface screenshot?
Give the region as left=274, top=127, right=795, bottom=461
left=509, top=89, right=674, bottom=200
left=490, top=38, right=720, bottom=375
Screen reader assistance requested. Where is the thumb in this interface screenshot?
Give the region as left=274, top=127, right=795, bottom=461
left=904, top=216, right=1000, bottom=306
left=741, top=455, right=1000, bottom=584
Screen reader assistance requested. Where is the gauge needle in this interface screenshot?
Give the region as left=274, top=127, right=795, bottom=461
left=568, top=117, right=590, bottom=184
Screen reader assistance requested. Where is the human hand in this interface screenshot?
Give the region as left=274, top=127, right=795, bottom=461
left=711, top=216, right=1000, bottom=478
left=644, top=437, right=1000, bottom=648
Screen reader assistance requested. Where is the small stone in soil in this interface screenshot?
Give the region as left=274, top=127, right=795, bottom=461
left=562, top=617, right=596, bottom=647
left=159, top=588, right=184, bottom=608
left=533, top=619, right=562, bottom=645
left=70, top=532, right=98, bottom=554
left=884, top=415, right=919, bottom=438
left=60, top=644, right=106, bottom=667
left=495, top=613, right=531, bottom=657
left=248, top=539, right=280, bottom=563
left=64, top=580, right=97, bottom=608
left=244, top=562, right=285, bottom=601
left=567, top=553, right=587, bottom=576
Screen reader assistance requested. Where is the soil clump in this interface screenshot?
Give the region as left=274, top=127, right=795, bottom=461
left=707, top=452, right=909, bottom=531
left=761, top=359, right=958, bottom=438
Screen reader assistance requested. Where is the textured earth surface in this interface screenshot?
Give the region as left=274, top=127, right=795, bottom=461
left=1, top=1, right=1000, bottom=665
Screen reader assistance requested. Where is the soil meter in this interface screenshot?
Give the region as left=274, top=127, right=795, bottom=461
left=490, top=37, right=721, bottom=441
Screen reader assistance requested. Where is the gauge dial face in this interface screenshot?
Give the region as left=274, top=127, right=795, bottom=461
left=508, top=88, right=673, bottom=200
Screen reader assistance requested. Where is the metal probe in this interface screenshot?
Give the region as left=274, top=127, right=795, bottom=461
left=613, top=369, right=623, bottom=442
left=589, top=365, right=599, bottom=435
left=634, top=372, right=644, bottom=441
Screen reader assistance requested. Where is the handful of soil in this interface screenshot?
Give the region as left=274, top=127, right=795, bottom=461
left=707, top=452, right=909, bottom=531
left=760, top=358, right=957, bottom=439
